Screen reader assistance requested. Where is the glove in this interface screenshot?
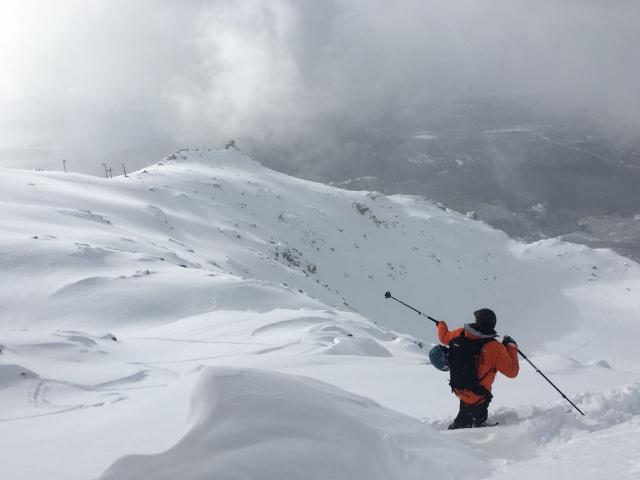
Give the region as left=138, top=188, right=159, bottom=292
left=502, top=335, right=517, bottom=347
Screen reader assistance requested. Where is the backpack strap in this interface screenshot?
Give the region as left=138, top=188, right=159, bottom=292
left=472, top=338, right=497, bottom=398
left=476, top=338, right=498, bottom=375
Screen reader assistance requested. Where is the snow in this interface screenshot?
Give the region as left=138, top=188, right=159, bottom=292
left=1, top=149, right=639, bottom=479
left=99, top=367, right=489, bottom=480
left=412, top=131, right=439, bottom=140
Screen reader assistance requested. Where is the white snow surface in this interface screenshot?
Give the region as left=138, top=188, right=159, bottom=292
left=1, top=149, right=639, bottom=479
left=100, top=367, right=489, bottom=480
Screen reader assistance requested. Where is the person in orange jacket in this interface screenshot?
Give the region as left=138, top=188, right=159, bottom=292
left=437, top=308, right=519, bottom=429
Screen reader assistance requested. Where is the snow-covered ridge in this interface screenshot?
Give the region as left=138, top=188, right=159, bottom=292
left=1, top=149, right=639, bottom=479
left=1, top=149, right=638, bottom=358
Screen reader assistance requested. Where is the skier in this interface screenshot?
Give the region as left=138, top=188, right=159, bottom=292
left=437, top=308, right=519, bottom=429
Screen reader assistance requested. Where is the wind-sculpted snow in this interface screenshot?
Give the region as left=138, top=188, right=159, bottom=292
left=417, top=382, right=640, bottom=480
left=324, top=336, right=393, bottom=357
left=472, top=384, right=640, bottom=479
left=489, top=382, right=640, bottom=446
left=99, top=367, right=490, bottom=480
left=1, top=149, right=640, bottom=479
left=1, top=150, right=639, bottom=361
left=0, top=364, right=38, bottom=388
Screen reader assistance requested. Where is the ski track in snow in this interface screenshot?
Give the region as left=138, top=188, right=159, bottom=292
left=1, top=149, right=639, bottom=479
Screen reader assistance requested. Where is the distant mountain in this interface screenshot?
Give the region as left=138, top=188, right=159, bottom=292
left=249, top=97, right=640, bottom=262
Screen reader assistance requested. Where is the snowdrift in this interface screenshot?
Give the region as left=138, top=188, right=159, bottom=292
left=99, top=367, right=489, bottom=480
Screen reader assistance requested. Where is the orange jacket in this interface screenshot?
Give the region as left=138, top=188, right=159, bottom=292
left=438, top=321, right=519, bottom=405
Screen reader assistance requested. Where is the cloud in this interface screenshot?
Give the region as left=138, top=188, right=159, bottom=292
left=1, top=0, right=639, bottom=174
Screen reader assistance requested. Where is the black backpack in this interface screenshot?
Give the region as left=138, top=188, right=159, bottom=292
left=448, top=331, right=494, bottom=397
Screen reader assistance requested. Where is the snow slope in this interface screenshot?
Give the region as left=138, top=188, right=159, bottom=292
left=0, top=149, right=639, bottom=479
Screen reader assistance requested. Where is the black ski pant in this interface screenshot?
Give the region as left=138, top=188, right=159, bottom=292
left=450, top=397, right=491, bottom=429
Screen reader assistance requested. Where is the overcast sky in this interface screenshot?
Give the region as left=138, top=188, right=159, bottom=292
left=1, top=0, right=639, bottom=174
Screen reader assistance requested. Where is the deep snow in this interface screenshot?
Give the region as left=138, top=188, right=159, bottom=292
left=100, top=367, right=489, bottom=480
left=0, top=149, right=639, bottom=479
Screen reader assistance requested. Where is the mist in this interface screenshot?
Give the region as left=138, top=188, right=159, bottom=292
left=1, top=0, right=639, bottom=175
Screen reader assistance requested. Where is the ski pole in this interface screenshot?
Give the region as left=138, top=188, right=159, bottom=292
left=384, top=291, right=438, bottom=324
left=384, top=290, right=585, bottom=416
left=516, top=348, right=585, bottom=416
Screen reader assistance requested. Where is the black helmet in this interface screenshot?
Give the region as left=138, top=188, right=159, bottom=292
left=473, top=308, right=497, bottom=334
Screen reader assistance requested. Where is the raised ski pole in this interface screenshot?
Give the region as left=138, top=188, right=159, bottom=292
left=384, top=290, right=586, bottom=416
left=515, top=349, right=585, bottom=416
left=384, top=291, right=438, bottom=325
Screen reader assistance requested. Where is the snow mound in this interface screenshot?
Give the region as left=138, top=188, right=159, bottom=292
left=484, top=384, right=640, bottom=480
left=0, top=364, right=38, bottom=388
left=324, top=336, right=392, bottom=357
left=432, top=382, right=640, bottom=465
left=491, top=382, right=640, bottom=445
left=99, top=367, right=489, bottom=480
